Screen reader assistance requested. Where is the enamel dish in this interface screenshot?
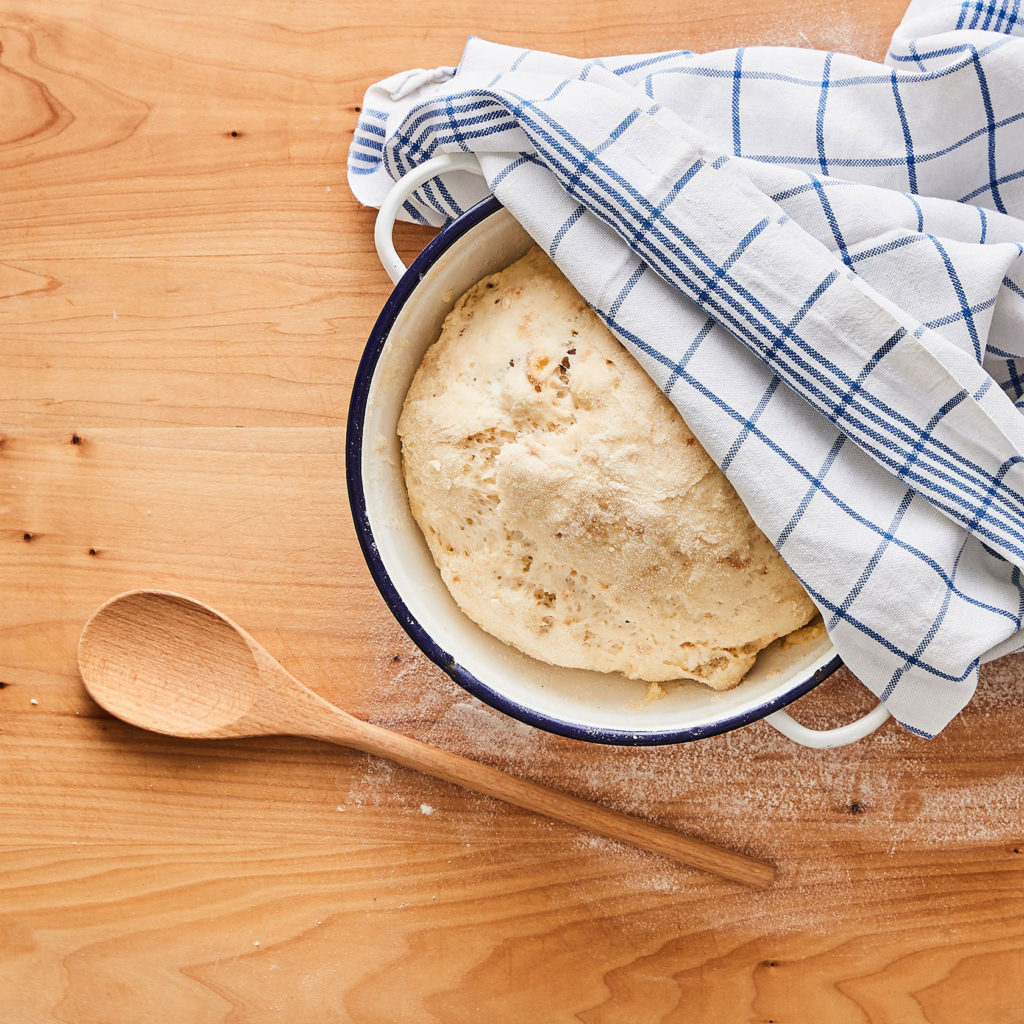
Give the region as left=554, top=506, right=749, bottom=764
left=346, top=153, right=889, bottom=748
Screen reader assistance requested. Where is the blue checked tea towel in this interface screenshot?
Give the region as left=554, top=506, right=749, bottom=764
left=348, top=0, right=1024, bottom=737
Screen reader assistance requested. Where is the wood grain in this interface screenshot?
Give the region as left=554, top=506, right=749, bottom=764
left=1, top=0, right=1022, bottom=1020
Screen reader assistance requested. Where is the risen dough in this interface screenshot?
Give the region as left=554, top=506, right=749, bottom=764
left=398, top=247, right=817, bottom=689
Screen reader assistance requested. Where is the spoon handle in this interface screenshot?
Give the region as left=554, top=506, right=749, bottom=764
left=305, top=717, right=775, bottom=889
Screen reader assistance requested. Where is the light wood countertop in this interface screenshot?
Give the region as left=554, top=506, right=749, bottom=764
left=2, top=1, right=1022, bottom=1020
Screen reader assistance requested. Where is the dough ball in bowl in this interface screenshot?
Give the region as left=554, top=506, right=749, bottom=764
left=398, top=246, right=816, bottom=691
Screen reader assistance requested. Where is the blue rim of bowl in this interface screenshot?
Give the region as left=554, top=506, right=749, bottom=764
left=346, top=195, right=843, bottom=745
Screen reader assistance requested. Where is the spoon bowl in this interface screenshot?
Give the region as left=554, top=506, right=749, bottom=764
left=77, top=588, right=776, bottom=888
left=80, top=591, right=267, bottom=738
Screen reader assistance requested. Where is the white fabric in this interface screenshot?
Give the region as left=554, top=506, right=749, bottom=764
left=349, top=0, right=1024, bottom=736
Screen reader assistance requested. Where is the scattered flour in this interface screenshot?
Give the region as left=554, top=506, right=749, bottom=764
left=354, top=611, right=1023, bottom=932
left=724, top=4, right=883, bottom=58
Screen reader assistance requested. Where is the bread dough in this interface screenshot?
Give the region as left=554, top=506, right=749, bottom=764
left=398, top=247, right=817, bottom=689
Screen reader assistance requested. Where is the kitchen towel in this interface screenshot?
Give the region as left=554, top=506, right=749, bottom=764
left=348, top=0, right=1024, bottom=736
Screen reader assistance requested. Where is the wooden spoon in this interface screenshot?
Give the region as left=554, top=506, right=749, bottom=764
left=77, top=589, right=775, bottom=888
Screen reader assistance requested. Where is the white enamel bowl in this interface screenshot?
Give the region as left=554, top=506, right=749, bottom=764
left=346, top=155, right=889, bottom=748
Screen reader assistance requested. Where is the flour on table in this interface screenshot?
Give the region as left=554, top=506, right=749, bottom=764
left=359, top=616, right=1022, bottom=933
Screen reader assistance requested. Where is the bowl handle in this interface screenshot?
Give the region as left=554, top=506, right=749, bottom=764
left=374, top=152, right=486, bottom=284
left=764, top=701, right=890, bottom=749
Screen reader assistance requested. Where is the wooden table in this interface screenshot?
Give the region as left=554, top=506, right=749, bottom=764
left=3, top=1, right=1022, bottom=1020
